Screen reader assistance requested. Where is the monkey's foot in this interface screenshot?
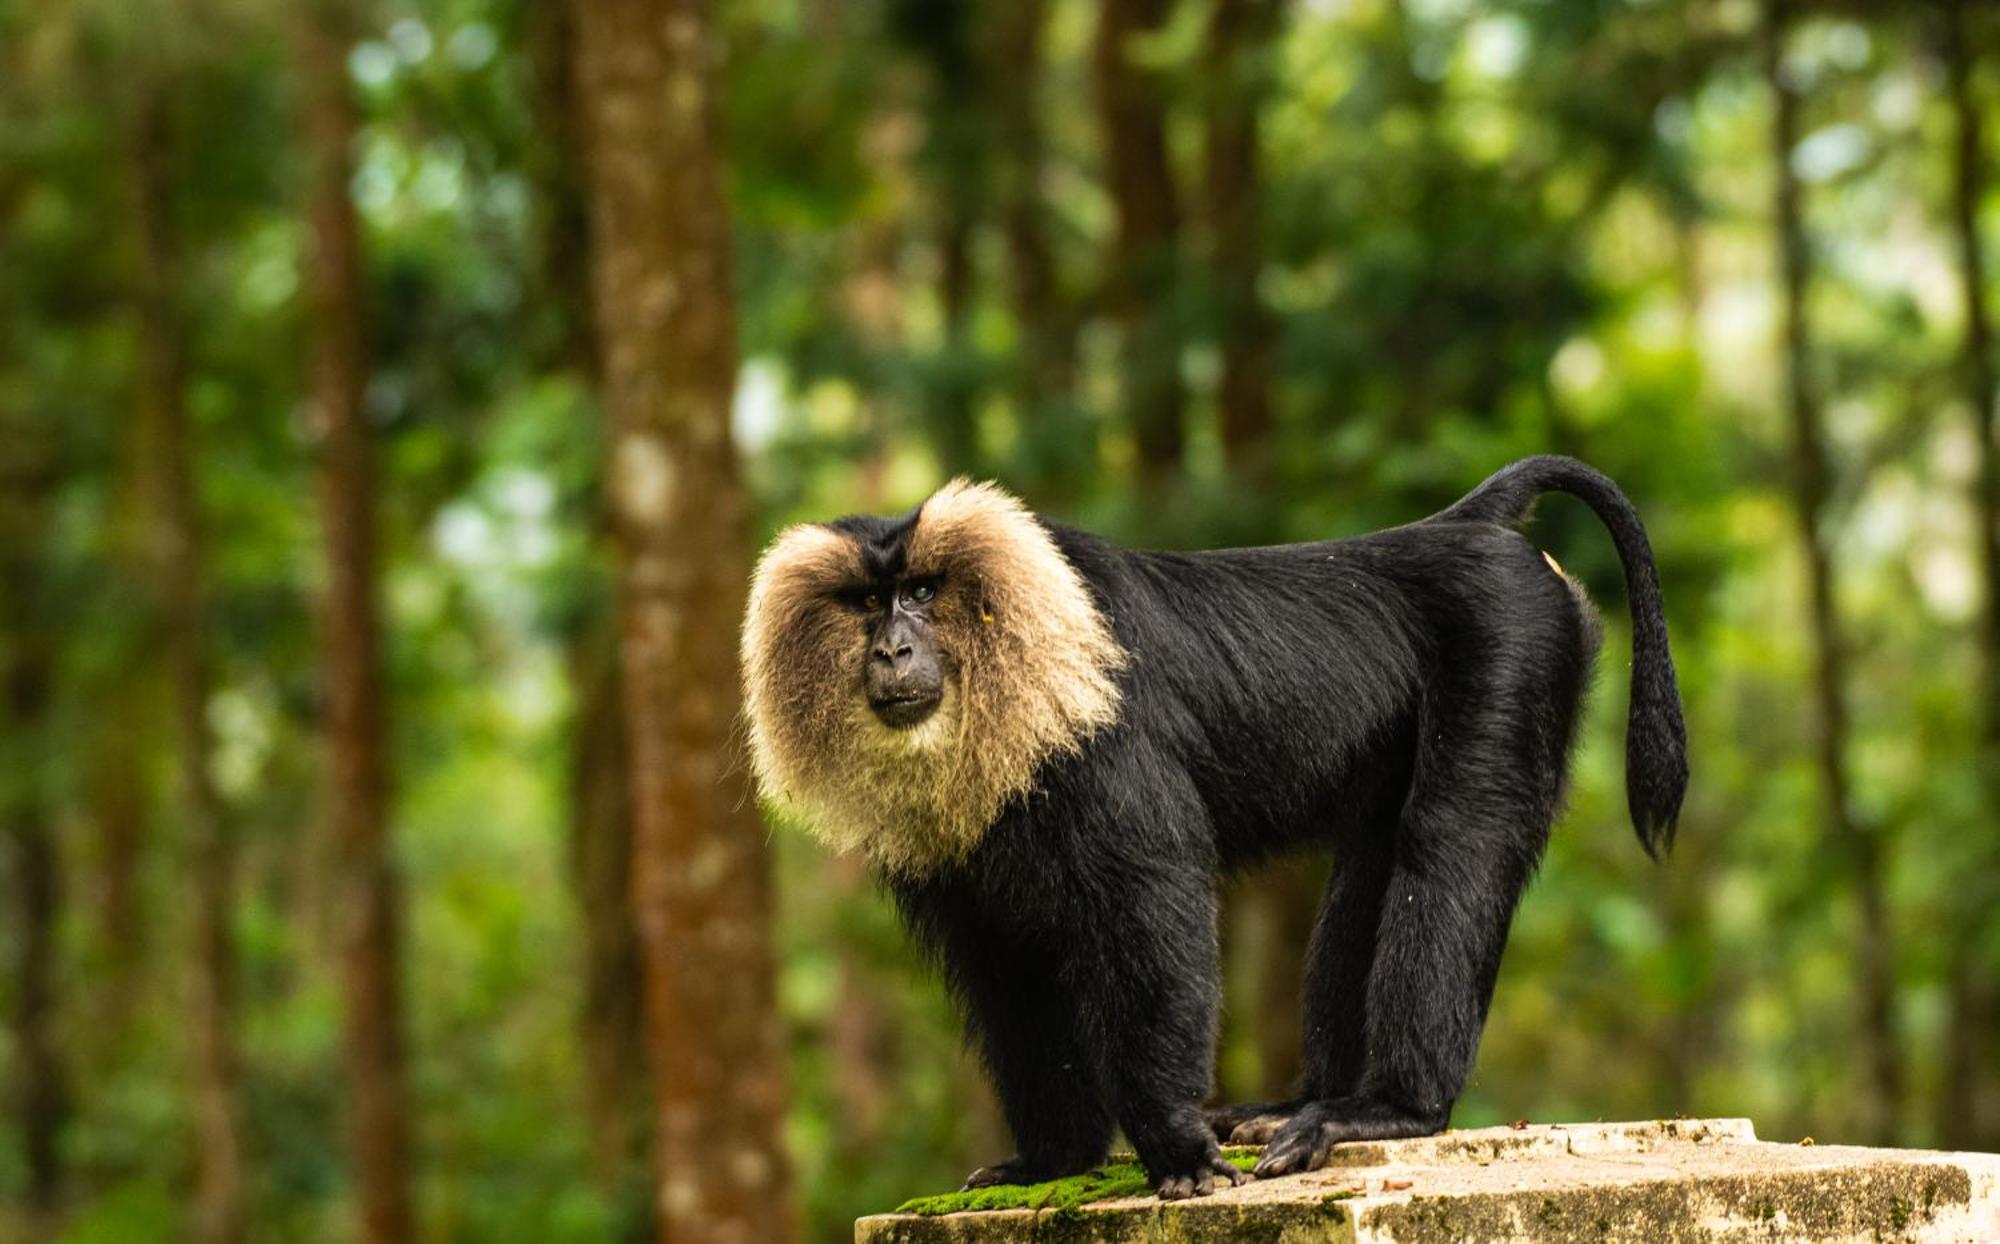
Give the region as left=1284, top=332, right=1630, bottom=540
left=1252, top=1096, right=1446, bottom=1178
left=1153, top=1151, right=1251, bottom=1201
left=1204, top=1098, right=1304, bottom=1145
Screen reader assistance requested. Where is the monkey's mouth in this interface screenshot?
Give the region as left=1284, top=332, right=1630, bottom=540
left=869, top=690, right=942, bottom=729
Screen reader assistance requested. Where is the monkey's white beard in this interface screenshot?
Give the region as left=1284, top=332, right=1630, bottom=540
left=859, top=680, right=960, bottom=754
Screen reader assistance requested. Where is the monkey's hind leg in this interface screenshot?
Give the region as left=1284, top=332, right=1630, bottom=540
left=1254, top=732, right=1558, bottom=1177
left=1208, top=834, right=1397, bottom=1146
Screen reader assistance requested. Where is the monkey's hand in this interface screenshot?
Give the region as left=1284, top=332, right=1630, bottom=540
left=1152, top=1150, right=1251, bottom=1201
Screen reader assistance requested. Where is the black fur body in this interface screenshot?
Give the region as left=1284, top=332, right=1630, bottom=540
left=876, top=456, right=1688, bottom=1193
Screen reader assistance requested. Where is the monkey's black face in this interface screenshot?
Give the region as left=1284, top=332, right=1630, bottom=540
left=851, top=576, right=947, bottom=729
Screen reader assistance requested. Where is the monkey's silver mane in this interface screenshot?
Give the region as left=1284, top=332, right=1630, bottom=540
left=739, top=480, right=1127, bottom=876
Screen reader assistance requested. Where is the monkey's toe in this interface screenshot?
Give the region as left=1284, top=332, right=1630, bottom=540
left=1251, top=1112, right=1334, bottom=1178
left=960, top=1156, right=1034, bottom=1190
left=1211, top=1154, right=1252, bottom=1187
left=1157, top=1174, right=1198, bottom=1200
left=1153, top=1153, right=1248, bottom=1200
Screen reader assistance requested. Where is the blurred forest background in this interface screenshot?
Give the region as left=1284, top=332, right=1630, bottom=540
left=3, top=0, right=1999, bottom=1240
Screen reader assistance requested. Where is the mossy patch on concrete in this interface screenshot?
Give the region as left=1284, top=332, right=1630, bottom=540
left=894, top=1152, right=1261, bottom=1216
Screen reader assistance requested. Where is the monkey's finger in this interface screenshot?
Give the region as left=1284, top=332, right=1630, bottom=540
left=1157, top=1175, right=1195, bottom=1200
left=1252, top=1124, right=1332, bottom=1179
left=1211, top=1156, right=1251, bottom=1187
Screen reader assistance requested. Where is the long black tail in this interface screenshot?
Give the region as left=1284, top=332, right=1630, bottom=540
left=1439, top=455, right=1689, bottom=857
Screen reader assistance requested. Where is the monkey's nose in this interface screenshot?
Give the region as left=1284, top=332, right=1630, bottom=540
left=872, top=642, right=914, bottom=665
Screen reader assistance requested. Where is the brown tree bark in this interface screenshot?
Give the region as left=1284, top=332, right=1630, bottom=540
left=1761, top=0, right=1900, bottom=1145
left=847, top=111, right=916, bottom=505
left=916, top=10, right=984, bottom=477
left=1204, top=0, right=1281, bottom=480
left=569, top=630, right=652, bottom=1200
left=297, top=6, right=415, bottom=1239
left=4, top=629, right=66, bottom=1225
left=91, top=400, right=153, bottom=1028
left=129, top=82, right=251, bottom=1244
left=571, top=2, right=796, bottom=1240
left=989, top=0, right=1078, bottom=445
left=527, top=0, right=653, bottom=1210
left=1094, top=0, right=1185, bottom=486
left=933, top=191, right=979, bottom=476
left=1, top=251, right=65, bottom=1215
left=1938, top=0, right=2000, bottom=1152
left=88, top=689, right=147, bottom=1021
left=524, top=0, right=602, bottom=380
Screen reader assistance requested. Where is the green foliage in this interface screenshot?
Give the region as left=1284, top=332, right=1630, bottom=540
left=892, top=1153, right=1259, bottom=1217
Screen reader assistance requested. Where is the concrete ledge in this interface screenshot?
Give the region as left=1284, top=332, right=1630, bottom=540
left=855, top=1119, right=2000, bottom=1242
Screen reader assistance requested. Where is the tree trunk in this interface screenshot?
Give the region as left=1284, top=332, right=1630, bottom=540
left=1094, top=0, right=1185, bottom=486
left=298, top=6, right=415, bottom=1239
left=571, top=2, right=797, bottom=1241
left=1939, top=0, right=2000, bottom=1153
left=917, top=11, right=984, bottom=477
left=524, top=0, right=601, bottom=380
left=569, top=629, right=652, bottom=1208
left=989, top=0, right=1078, bottom=461
left=87, top=690, right=147, bottom=1024
left=1761, top=0, right=1900, bottom=1145
left=5, top=633, right=66, bottom=1225
left=527, top=0, right=653, bottom=1215
left=129, top=82, right=252, bottom=1244
left=1204, top=0, right=1280, bottom=479
left=934, top=194, right=979, bottom=475
left=93, top=346, right=155, bottom=1026
left=846, top=111, right=914, bottom=505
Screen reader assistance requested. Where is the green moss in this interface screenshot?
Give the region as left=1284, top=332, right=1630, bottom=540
left=891, top=1153, right=1261, bottom=1217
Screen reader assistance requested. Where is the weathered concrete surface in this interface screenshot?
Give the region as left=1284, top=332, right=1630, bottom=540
left=855, top=1119, right=2000, bottom=1243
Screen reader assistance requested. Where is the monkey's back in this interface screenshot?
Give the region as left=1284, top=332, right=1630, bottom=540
left=1043, top=519, right=1598, bottom=865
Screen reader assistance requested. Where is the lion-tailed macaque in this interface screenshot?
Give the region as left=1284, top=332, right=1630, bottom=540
left=741, top=455, right=1687, bottom=1200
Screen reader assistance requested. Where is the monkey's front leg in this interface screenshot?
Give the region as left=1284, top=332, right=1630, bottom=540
left=1076, top=865, right=1250, bottom=1200
left=954, top=944, right=1119, bottom=1189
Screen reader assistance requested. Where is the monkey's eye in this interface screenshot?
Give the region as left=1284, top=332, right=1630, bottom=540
left=907, top=582, right=936, bottom=605
left=862, top=592, right=882, bottom=612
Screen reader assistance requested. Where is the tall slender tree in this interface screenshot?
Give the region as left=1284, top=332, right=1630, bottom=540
left=1094, top=0, right=1186, bottom=486
left=1938, top=0, right=1999, bottom=1152
left=1203, top=0, right=1281, bottom=480
left=522, top=1, right=651, bottom=1206
left=571, top=1, right=796, bottom=1240
left=989, top=0, right=1079, bottom=477
left=2, top=476, right=66, bottom=1229
left=903, top=3, right=985, bottom=475
left=1761, top=0, right=1900, bottom=1144
left=297, top=4, right=414, bottom=1238
left=128, top=79, right=249, bottom=1244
